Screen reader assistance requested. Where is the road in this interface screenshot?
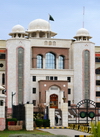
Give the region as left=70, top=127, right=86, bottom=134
left=40, top=128, right=91, bottom=137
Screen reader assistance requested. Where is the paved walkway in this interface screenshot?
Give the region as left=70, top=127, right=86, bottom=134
left=40, top=128, right=91, bottom=137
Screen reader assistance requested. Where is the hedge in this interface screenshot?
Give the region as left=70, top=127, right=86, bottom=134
left=6, top=118, right=17, bottom=122
left=35, top=119, right=50, bottom=127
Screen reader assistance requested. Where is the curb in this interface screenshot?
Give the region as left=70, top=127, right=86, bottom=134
left=35, top=127, right=69, bottom=129
left=74, top=135, right=93, bottom=137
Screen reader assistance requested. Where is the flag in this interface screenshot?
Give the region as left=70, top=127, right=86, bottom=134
left=49, top=14, right=54, bottom=21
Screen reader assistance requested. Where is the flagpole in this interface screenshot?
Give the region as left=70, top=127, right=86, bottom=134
left=48, top=14, right=54, bottom=38
left=48, top=14, right=51, bottom=38
left=83, top=6, right=85, bottom=28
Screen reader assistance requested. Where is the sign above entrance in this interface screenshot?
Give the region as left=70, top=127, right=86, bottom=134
left=50, top=86, right=59, bottom=90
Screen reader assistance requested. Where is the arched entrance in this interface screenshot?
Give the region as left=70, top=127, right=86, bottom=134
left=50, top=94, right=58, bottom=108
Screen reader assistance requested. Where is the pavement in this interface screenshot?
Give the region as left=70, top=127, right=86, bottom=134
left=39, top=128, right=91, bottom=137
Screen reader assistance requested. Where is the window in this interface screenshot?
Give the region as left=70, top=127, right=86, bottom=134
left=50, top=76, right=53, bottom=80
left=37, top=55, right=43, bottom=68
left=53, top=41, right=56, bottom=46
left=45, top=52, right=56, bottom=69
left=95, top=57, right=100, bottom=62
left=67, top=77, right=71, bottom=82
left=54, top=77, right=57, bottom=80
left=96, top=68, right=100, bottom=74
left=46, top=76, right=58, bottom=80
left=46, top=76, right=49, bottom=80
left=68, top=89, right=71, bottom=94
left=33, top=100, right=36, bottom=106
left=33, top=88, right=36, bottom=94
left=39, top=32, right=45, bottom=38
left=2, top=90, right=5, bottom=94
left=0, top=63, right=3, bottom=67
left=96, top=103, right=100, bottom=107
left=32, top=32, right=36, bottom=37
left=96, top=92, right=100, bottom=97
left=0, top=54, right=5, bottom=59
left=44, top=41, right=47, bottom=45
left=32, top=76, right=36, bottom=81
left=68, top=101, right=71, bottom=106
left=49, top=41, right=52, bottom=45
left=2, top=73, right=5, bottom=85
left=18, top=33, right=21, bottom=38
left=96, top=80, right=100, bottom=85
left=58, top=55, right=64, bottom=69
left=0, top=100, right=3, bottom=106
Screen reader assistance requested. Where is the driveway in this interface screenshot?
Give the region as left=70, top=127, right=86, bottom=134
left=40, top=128, right=91, bottom=137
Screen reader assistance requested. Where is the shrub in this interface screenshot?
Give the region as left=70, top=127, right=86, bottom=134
left=35, top=119, right=43, bottom=127
left=43, top=119, right=50, bottom=127
left=6, top=118, right=17, bottom=127
left=6, top=118, right=17, bottom=122
left=91, top=121, right=100, bottom=137
left=35, top=119, right=50, bottom=127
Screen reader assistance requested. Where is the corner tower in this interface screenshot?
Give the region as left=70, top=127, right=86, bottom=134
left=72, top=28, right=95, bottom=104
left=6, top=24, right=30, bottom=113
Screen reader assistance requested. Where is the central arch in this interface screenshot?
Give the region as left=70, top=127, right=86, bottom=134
left=50, top=94, right=58, bottom=108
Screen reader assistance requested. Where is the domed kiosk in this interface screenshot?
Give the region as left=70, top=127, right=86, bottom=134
left=9, top=24, right=27, bottom=38
left=74, top=28, right=92, bottom=41
left=27, top=19, right=57, bottom=38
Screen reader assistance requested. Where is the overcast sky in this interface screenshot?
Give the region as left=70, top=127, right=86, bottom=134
left=0, top=0, right=100, bottom=45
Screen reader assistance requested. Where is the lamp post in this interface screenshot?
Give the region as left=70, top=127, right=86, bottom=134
left=12, top=92, right=16, bottom=108
left=12, top=92, right=16, bottom=118
left=62, top=96, right=66, bottom=103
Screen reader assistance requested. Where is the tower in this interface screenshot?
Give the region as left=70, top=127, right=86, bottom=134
left=6, top=24, right=30, bottom=113
left=72, top=28, right=95, bottom=104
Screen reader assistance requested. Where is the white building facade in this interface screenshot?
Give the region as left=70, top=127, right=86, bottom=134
left=0, top=19, right=96, bottom=114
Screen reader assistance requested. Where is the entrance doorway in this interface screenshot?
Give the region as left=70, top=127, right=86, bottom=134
left=50, top=94, right=58, bottom=109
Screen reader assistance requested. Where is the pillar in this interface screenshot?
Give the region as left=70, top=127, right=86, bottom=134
left=25, top=104, right=34, bottom=131
left=49, top=108, right=55, bottom=127
left=61, top=103, right=68, bottom=127
left=0, top=94, right=6, bottom=131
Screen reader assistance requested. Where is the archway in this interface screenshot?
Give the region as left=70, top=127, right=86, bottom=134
left=50, top=94, right=58, bottom=109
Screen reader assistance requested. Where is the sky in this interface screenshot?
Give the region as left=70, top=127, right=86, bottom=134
left=0, top=0, right=100, bottom=45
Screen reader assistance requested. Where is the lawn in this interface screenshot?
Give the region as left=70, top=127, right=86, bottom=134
left=0, top=129, right=53, bottom=137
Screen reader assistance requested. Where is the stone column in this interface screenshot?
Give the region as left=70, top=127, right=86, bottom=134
left=61, top=103, right=68, bottom=127
left=49, top=108, right=55, bottom=127
left=0, top=94, right=6, bottom=131
left=25, top=104, right=34, bottom=131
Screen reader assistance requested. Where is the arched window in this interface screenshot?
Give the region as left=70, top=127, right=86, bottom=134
left=45, top=52, right=56, bottom=69
left=58, top=55, right=64, bottom=69
left=37, top=55, right=43, bottom=68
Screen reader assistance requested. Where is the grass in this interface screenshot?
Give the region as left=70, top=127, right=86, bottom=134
left=0, top=129, right=53, bottom=137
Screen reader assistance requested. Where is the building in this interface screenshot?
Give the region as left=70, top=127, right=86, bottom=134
left=0, top=19, right=97, bottom=114
left=95, top=47, right=100, bottom=107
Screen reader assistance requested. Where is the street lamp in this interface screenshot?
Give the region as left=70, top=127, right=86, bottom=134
left=12, top=92, right=16, bottom=108
left=62, top=96, right=66, bottom=103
